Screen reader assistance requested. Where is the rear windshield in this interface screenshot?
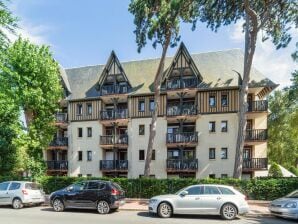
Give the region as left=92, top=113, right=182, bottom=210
left=286, top=190, right=298, bottom=198
left=25, top=183, right=41, bottom=190
left=111, top=182, right=122, bottom=190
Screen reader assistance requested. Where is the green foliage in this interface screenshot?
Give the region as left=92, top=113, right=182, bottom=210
left=289, top=166, right=298, bottom=176
left=268, top=162, right=283, bottom=178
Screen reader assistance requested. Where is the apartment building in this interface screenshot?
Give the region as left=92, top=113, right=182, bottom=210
left=44, top=43, right=277, bottom=179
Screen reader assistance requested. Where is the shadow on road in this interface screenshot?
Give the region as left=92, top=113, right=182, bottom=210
left=40, top=207, right=119, bottom=215
left=245, top=216, right=298, bottom=224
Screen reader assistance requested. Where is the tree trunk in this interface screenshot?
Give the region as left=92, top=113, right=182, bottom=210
left=144, top=37, right=170, bottom=177
left=24, top=108, right=34, bottom=128
left=233, top=0, right=258, bottom=179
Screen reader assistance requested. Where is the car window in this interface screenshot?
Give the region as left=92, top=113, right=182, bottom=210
left=204, top=186, right=221, bottom=195
left=25, top=183, right=41, bottom=190
left=9, top=182, right=21, bottom=191
left=0, top=182, right=9, bottom=191
left=111, top=182, right=122, bottom=190
left=186, top=186, right=204, bottom=195
left=218, top=187, right=235, bottom=195
left=72, top=182, right=87, bottom=191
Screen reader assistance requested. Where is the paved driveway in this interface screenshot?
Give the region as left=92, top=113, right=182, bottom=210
left=0, top=206, right=296, bottom=224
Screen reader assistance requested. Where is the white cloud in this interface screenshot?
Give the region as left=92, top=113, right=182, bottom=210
left=229, top=21, right=298, bottom=89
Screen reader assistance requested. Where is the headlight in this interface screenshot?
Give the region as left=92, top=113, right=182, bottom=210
left=149, top=199, right=158, bottom=204
left=284, top=202, right=297, bottom=208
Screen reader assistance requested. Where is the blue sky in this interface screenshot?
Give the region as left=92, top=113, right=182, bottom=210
left=8, top=0, right=297, bottom=88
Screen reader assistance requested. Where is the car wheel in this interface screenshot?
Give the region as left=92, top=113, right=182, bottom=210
left=158, top=202, right=172, bottom=218
left=221, top=203, right=237, bottom=220
left=12, top=198, right=23, bottom=209
left=97, top=201, right=110, bottom=214
left=52, top=198, right=65, bottom=212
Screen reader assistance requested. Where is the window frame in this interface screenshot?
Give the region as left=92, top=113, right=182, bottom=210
left=78, top=128, right=83, bottom=138
left=209, top=95, right=216, bottom=107
left=139, top=125, right=145, bottom=135
left=77, top=104, right=83, bottom=115
left=78, top=151, right=83, bottom=161
left=139, top=149, right=145, bottom=161
left=221, top=148, right=228, bottom=159
left=149, top=99, right=155, bottom=112
left=87, top=127, right=92, bottom=137
left=221, top=94, right=229, bottom=107
left=86, top=103, right=92, bottom=115
left=209, top=121, right=216, bottom=133
left=87, top=151, right=92, bottom=161
left=138, top=100, right=145, bottom=112
left=221, top=120, right=228, bottom=132
left=209, top=148, right=216, bottom=159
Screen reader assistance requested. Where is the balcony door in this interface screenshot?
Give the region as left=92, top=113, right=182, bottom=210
left=243, top=147, right=252, bottom=159
left=246, top=119, right=253, bottom=130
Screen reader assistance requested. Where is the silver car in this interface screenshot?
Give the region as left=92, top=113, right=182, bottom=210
left=0, top=181, right=45, bottom=209
left=148, top=184, right=249, bottom=220
left=269, top=190, right=298, bottom=219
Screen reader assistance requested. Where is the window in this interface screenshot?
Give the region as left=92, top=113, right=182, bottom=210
left=220, top=174, right=228, bottom=179
left=87, top=181, right=100, bottom=190
left=87, top=104, right=92, bottom=115
left=186, top=186, right=204, bottom=195
left=149, top=99, right=155, bottom=111
left=218, top=186, right=235, bottom=195
left=78, top=128, right=83, bottom=137
left=0, top=182, right=9, bottom=191
left=78, top=174, right=82, bottom=177
left=9, top=182, right=21, bottom=190
left=87, top=151, right=92, bottom=161
left=209, top=121, right=216, bottom=132
left=78, top=151, right=83, bottom=161
left=77, top=104, right=83, bottom=115
left=152, top=150, right=155, bottom=160
left=204, top=186, right=221, bottom=194
left=71, top=182, right=86, bottom=191
left=138, top=100, right=145, bottom=112
left=87, top=174, right=92, bottom=178
left=221, top=148, right=228, bottom=159
left=209, top=95, right=216, bottom=107
left=139, top=150, right=145, bottom=160
left=87, top=127, right=92, bottom=137
left=139, top=125, right=145, bottom=135
left=209, top=174, right=216, bottom=179
left=221, top=121, right=228, bottom=132
left=221, top=94, right=228, bottom=106
left=209, top=148, right=216, bottom=159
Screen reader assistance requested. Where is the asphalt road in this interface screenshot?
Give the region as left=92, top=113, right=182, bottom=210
left=0, top=206, right=296, bottom=224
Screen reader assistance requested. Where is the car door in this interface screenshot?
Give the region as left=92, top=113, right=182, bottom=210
left=7, top=182, right=22, bottom=204
left=64, top=182, right=87, bottom=207
left=197, top=186, right=223, bottom=214
left=0, top=182, right=11, bottom=205
left=74, top=181, right=101, bottom=208
left=175, top=185, right=204, bottom=214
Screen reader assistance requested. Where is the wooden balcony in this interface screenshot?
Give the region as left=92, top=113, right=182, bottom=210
left=167, top=159, right=198, bottom=172
left=48, top=137, right=68, bottom=150
left=166, top=105, right=198, bottom=122
left=46, top=160, right=68, bottom=172
left=99, top=135, right=128, bottom=148
left=100, top=109, right=128, bottom=125
left=242, top=158, right=268, bottom=171
left=245, top=129, right=268, bottom=142
left=247, top=100, right=268, bottom=112
left=99, top=160, right=128, bottom=172
left=100, top=84, right=130, bottom=96
left=166, top=132, right=198, bottom=147
left=164, top=77, right=198, bottom=91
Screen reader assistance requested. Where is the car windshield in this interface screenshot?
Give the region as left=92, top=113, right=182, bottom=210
left=175, top=187, right=188, bottom=195
left=285, top=190, right=298, bottom=198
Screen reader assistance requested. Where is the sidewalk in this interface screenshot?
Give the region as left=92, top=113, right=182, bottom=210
left=119, top=199, right=271, bottom=217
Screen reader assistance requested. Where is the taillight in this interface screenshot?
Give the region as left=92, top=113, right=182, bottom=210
left=22, top=189, right=28, bottom=195
left=111, top=188, right=120, bottom=196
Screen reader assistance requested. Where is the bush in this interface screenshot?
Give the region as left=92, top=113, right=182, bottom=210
left=1, top=176, right=297, bottom=200
left=289, top=166, right=298, bottom=176
left=269, top=162, right=283, bottom=177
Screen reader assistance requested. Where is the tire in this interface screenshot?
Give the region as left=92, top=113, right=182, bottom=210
left=220, top=203, right=237, bottom=220
left=97, top=201, right=110, bottom=214
left=52, top=198, right=65, bottom=212
left=12, top=198, right=23, bottom=209
left=157, top=202, right=172, bottom=218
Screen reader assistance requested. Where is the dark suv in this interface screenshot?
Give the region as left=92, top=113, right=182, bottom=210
left=49, top=180, right=125, bottom=214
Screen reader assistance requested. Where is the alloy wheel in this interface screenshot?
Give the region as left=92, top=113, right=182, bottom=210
left=53, top=199, right=64, bottom=212
left=12, top=198, right=23, bottom=209
left=158, top=202, right=172, bottom=218
left=97, top=201, right=110, bottom=214
left=222, top=204, right=237, bottom=220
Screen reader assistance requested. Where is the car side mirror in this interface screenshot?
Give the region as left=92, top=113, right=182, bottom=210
left=67, top=186, right=74, bottom=192
left=180, top=190, right=188, bottom=197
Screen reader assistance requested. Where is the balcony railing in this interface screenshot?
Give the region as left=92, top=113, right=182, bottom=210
left=165, top=77, right=198, bottom=90
left=245, top=129, right=268, bottom=141
left=167, top=132, right=198, bottom=144
left=49, top=137, right=68, bottom=147
left=247, top=100, right=268, bottom=112
left=100, top=134, right=128, bottom=145
left=243, top=158, right=268, bottom=170
left=100, top=109, right=128, bottom=120
left=101, top=84, right=130, bottom=96
left=56, top=113, right=67, bottom=123
left=99, top=160, right=128, bottom=171
left=167, top=105, right=197, bottom=116
left=46, top=161, right=68, bottom=170
left=166, top=159, right=198, bottom=171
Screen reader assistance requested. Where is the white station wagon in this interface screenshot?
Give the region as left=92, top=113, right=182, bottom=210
left=149, top=184, right=249, bottom=220
left=0, top=181, right=45, bottom=209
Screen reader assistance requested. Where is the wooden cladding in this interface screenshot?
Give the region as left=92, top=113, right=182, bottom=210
left=130, top=95, right=166, bottom=118
left=197, top=89, right=239, bottom=114
left=69, top=100, right=101, bottom=121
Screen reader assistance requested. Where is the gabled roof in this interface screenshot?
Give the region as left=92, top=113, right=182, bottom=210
left=63, top=48, right=277, bottom=100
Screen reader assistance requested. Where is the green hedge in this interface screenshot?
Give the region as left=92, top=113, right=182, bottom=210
left=1, top=176, right=297, bottom=200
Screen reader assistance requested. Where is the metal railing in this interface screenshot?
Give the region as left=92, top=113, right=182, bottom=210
left=166, top=159, right=198, bottom=171
left=166, top=132, right=198, bottom=144
left=167, top=105, right=197, bottom=116
left=49, top=137, right=68, bottom=146
left=101, top=84, right=130, bottom=95
left=165, top=77, right=198, bottom=90
left=46, top=161, right=68, bottom=170
left=56, top=113, right=67, bottom=122
left=245, top=129, right=268, bottom=141
left=247, top=100, right=268, bottom=112
left=99, top=160, right=128, bottom=170
left=100, top=109, right=128, bottom=120
left=100, top=134, right=128, bottom=145
left=243, top=158, right=268, bottom=170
